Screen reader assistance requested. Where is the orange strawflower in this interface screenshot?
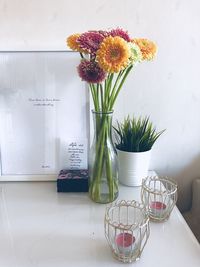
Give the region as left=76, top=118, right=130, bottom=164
left=66, top=34, right=87, bottom=53
left=96, top=36, right=130, bottom=73
left=132, top=38, right=157, bottom=60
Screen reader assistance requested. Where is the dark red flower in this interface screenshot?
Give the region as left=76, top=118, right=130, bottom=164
left=77, top=31, right=105, bottom=54
left=77, top=60, right=106, bottom=84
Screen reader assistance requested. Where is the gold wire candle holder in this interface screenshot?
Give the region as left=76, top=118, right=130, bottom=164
left=141, top=176, right=178, bottom=222
left=104, top=200, right=150, bottom=263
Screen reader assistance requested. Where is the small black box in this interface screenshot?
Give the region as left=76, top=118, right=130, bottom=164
left=57, top=169, right=89, bottom=192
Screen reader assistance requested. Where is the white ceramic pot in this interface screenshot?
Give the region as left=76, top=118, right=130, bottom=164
left=117, top=149, right=151, bottom=186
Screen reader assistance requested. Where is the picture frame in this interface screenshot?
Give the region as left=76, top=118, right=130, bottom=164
left=0, top=51, right=89, bottom=181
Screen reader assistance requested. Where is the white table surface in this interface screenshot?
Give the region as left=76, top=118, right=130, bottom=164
left=0, top=177, right=200, bottom=267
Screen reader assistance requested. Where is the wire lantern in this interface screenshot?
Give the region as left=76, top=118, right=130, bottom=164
left=104, top=200, right=150, bottom=263
left=141, top=176, right=178, bottom=222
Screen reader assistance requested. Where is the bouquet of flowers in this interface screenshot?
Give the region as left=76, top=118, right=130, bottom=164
left=67, top=28, right=157, bottom=203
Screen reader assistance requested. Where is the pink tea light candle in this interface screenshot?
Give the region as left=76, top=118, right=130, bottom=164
left=150, top=201, right=167, bottom=218
left=116, top=233, right=135, bottom=254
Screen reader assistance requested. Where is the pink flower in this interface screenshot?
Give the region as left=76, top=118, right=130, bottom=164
left=77, top=31, right=105, bottom=54
left=110, top=28, right=131, bottom=42
left=98, top=30, right=110, bottom=37
left=77, top=60, right=106, bottom=84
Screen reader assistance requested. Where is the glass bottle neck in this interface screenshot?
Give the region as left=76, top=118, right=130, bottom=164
left=92, top=110, right=113, bottom=139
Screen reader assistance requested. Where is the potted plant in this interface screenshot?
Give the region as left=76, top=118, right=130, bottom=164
left=114, top=116, right=165, bottom=186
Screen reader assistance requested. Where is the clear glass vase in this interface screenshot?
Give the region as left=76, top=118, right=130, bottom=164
left=89, top=110, right=119, bottom=203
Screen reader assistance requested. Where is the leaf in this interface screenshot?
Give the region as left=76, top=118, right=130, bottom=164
left=113, top=116, right=165, bottom=152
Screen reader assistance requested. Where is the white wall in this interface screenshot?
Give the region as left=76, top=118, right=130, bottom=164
left=1, top=0, right=200, bottom=211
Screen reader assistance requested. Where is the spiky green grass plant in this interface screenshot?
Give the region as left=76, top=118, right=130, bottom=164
left=114, top=116, right=165, bottom=152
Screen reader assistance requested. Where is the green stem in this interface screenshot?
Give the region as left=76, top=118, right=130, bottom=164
left=96, top=84, right=100, bottom=111
left=106, top=71, right=123, bottom=110
left=104, top=73, right=114, bottom=110
left=100, top=84, right=104, bottom=111
left=105, top=119, right=114, bottom=201
left=109, top=65, right=133, bottom=110
left=89, top=112, right=117, bottom=203
left=89, top=115, right=107, bottom=200
left=89, top=84, right=97, bottom=111
left=80, top=53, right=84, bottom=59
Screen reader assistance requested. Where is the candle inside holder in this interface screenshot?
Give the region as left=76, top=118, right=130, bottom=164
left=150, top=201, right=166, bottom=217
left=116, top=233, right=135, bottom=254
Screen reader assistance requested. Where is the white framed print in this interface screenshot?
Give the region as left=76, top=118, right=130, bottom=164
left=0, top=51, right=89, bottom=181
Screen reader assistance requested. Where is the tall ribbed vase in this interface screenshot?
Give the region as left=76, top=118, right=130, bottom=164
left=89, top=110, right=119, bottom=203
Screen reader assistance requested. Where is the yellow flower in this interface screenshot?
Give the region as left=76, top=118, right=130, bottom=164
left=66, top=34, right=87, bottom=53
left=96, top=36, right=130, bottom=73
left=132, top=38, right=157, bottom=61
